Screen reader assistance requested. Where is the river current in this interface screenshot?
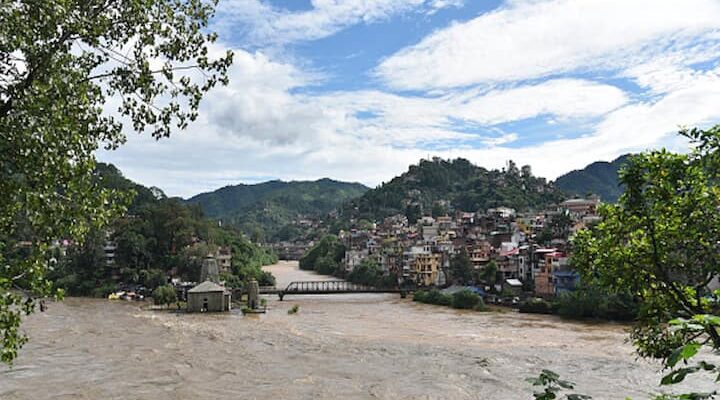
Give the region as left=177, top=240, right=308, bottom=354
left=0, top=261, right=713, bottom=399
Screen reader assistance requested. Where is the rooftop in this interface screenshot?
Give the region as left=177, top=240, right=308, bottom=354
left=188, top=280, right=227, bottom=293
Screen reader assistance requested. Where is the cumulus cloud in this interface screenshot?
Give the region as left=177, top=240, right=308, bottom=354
left=215, top=0, right=464, bottom=46
left=99, top=45, right=634, bottom=196
left=375, top=0, right=720, bottom=90
left=97, top=1, right=720, bottom=198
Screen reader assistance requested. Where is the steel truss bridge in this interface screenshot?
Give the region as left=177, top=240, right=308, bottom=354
left=256, top=280, right=406, bottom=301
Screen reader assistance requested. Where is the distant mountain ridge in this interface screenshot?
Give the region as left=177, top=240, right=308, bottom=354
left=186, top=178, right=370, bottom=242
left=554, top=154, right=631, bottom=203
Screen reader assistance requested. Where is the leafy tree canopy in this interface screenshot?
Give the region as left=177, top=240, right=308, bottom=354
left=1, top=0, right=231, bottom=364
left=572, top=125, right=720, bottom=396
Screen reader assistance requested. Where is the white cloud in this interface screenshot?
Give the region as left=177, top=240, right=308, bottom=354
left=98, top=45, right=632, bottom=196
left=101, top=56, right=720, bottom=198
left=376, top=0, right=720, bottom=90
left=448, top=79, right=627, bottom=124
left=97, top=2, right=720, bottom=199
left=215, top=0, right=463, bottom=46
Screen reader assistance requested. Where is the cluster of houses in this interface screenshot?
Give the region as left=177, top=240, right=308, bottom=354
left=339, top=197, right=602, bottom=297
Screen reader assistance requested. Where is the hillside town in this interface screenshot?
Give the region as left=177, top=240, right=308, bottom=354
left=337, top=197, right=602, bottom=298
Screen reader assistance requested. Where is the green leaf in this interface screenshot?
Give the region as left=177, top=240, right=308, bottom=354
left=667, top=343, right=701, bottom=368
left=661, top=366, right=701, bottom=385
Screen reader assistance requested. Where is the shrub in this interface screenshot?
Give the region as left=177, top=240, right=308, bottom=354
left=152, top=284, right=177, bottom=307
left=288, top=304, right=300, bottom=315
left=413, top=290, right=428, bottom=302
left=556, top=288, right=638, bottom=321
left=93, top=283, right=117, bottom=298
left=519, top=298, right=556, bottom=314
left=452, top=289, right=482, bottom=309
left=258, top=271, right=276, bottom=287
left=424, top=289, right=453, bottom=306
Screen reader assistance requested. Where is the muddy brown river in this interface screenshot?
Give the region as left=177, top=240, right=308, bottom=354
left=0, top=261, right=713, bottom=399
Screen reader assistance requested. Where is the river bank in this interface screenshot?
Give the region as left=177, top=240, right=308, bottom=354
left=0, top=260, right=713, bottom=399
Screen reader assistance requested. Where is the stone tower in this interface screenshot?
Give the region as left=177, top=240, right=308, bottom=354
left=200, top=254, right=220, bottom=283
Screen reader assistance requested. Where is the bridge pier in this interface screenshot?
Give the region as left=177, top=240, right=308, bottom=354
left=278, top=292, right=284, bottom=301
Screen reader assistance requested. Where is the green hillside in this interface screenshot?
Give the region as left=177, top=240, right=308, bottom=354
left=49, top=163, right=277, bottom=296
left=186, top=179, right=369, bottom=242
left=554, top=154, right=631, bottom=203
left=341, top=158, right=565, bottom=223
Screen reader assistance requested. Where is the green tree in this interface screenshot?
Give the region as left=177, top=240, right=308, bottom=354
left=48, top=229, right=109, bottom=296
left=152, top=284, right=177, bottom=308
left=431, top=202, right=448, bottom=217
left=1, top=0, right=231, bottom=364
left=479, top=260, right=498, bottom=286
left=450, top=248, right=473, bottom=284
left=451, top=289, right=483, bottom=310
left=299, top=235, right=345, bottom=274
left=572, top=125, right=720, bottom=397
left=347, top=258, right=395, bottom=287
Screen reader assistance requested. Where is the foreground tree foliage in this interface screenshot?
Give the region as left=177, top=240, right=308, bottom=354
left=0, top=0, right=232, bottom=364
left=527, top=369, right=590, bottom=400
left=570, top=125, right=720, bottom=398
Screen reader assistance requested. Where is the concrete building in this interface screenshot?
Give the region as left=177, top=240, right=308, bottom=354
left=103, top=231, right=117, bottom=267
left=413, top=252, right=442, bottom=287
left=186, top=280, right=231, bottom=312
left=215, top=247, right=232, bottom=275
left=561, top=198, right=600, bottom=217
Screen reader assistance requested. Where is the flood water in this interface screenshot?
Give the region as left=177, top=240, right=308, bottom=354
left=0, top=260, right=713, bottom=399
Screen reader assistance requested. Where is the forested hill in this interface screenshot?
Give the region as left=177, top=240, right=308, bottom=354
left=554, top=154, right=631, bottom=203
left=341, top=158, right=565, bottom=223
left=50, top=163, right=277, bottom=297
left=186, top=179, right=369, bottom=242
left=94, top=162, right=167, bottom=211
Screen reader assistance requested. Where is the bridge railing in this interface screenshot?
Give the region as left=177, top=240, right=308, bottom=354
left=284, top=280, right=387, bottom=292
left=276, top=280, right=406, bottom=300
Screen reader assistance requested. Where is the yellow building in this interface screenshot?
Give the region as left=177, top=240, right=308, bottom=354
left=413, top=253, right=442, bottom=287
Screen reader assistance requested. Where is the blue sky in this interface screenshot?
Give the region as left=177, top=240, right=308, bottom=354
left=99, top=0, right=720, bottom=197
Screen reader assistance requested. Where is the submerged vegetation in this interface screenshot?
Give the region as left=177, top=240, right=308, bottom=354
left=413, top=289, right=486, bottom=311
left=519, top=286, right=638, bottom=321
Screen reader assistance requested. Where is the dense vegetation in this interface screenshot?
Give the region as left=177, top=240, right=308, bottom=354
left=50, top=164, right=277, bottom=297
left=298, top=236, right=398, bottom=287
left=341, top=158, right=564, bottom=223
left=518, top=287, right=638, bottom=321
left=554, top=154, right=630, bottom=203
left=186, top=179, right=369, bottom=243
left=346, top=259, right=397, bottom=288
left=545, top=125, right=720, bottom=399
left=298, top=235, right=346, bottom=275
left=413, top=289, right=485, bottom=310
left=152, top=285, right=177, bottom=308
left=0, top=0, right=231, bottom=365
